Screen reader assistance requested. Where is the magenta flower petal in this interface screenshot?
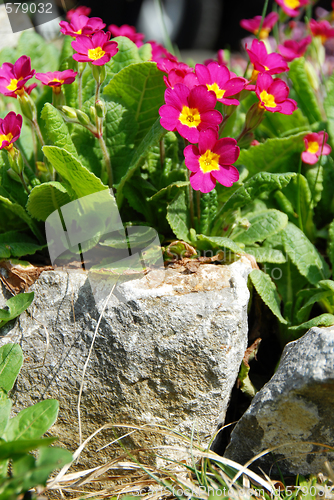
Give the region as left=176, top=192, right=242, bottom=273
left=211, top=165, right=240, bottom=187
left=158, top=105, right=179, bottom=131
left=190, top=170, right=216, bottom=193
left=188, top=85, right=217, bottom=112
left=223, top=77, right=246, bottom=97
left=176, top=123, right=200, bottom=143
left=213, top=137, right=240, bottom=165
left=278, top=99, right=297, bottom=114
left=0, top=111, right=22, bottom=149
left=198, top=128, right=218, bottom=154
left=184, top=144, right=201, bottom=172
left=269, top=78, right=289, bottom=101
left=301, top=151, right=318, bottom=164
left=199, top=110, right=223, bottom=130
left=164, top=83, right=190, bottom=108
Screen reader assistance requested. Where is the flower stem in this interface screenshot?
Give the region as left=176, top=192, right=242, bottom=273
left=19, top=172, right=30, bottom=195
left=99, top=135, right=113, bottom=188
left=257, top=0, right=270, bottom=39
left=196, top=190, right=201, bottom=223
left=159, top=138, right=165, bottom=168
left=32, top=118, right=45, bottom=147
left=297, top=156, right=304, bottom=233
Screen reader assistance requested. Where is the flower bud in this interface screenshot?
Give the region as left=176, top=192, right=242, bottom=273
left=7, top=168, right=21, bottom=183
left=91, top=63, right=106, bottom=85
left=89, top=105, right=97, bottom=123
left=7, top=147, right=23, bottom=175
left=95, top=99, right=106, bottom=118
left=76, top=109, right=90, bottom=125
left=304, top=61, right=320, bottom=91
left=60, top=105, right=78, bottom=120
left=245, top=103, right=265, bottom=132
left=18, top=93, right=36, bottom=122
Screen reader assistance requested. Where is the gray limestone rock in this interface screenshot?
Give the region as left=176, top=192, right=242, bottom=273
left=223, top=326, right=334, bottom=476
left=0, top=257, right=252, bottom=466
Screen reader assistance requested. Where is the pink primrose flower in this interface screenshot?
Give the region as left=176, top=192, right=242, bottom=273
left=240, top=12, right=279, bottom=39
left=60, top=12, right=105, bottom=37
left=0, top=55, right=35, bottom=98
left=0, top=112, right=22, bottom=151
left=246, top=39, right=289, bottom=78
left=72, top=31, right=118, bottom=65
left=309, top=19, right=334, bottom=43
left=184, top=128, right=240, bottom=193
left=148, top=41, right=177, bottom=65
left=159, top=83, right=222, bottom=143
left=66, top=6, right=91, bottom=21
left=204, top=49, right=228, bottom=67
left=278, top=36, right=312, bottom=61
left=159, top=59, right=194, bottom=89
left=301, top=132, right=331, bottom=164
left=255, top=73, right=297, bottom=114
left=108, top=24, right=145, bottom=47
left=275, top=0, right=310, bottom=18
left=194, top=62, right=247, bottom=105
left=35, top=69, right=78, bottom=94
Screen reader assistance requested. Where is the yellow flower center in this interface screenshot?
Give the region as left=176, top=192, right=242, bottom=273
left=207, top=82, right=226, bottom=100
left=264, top=65, right=270, bottom=71
left=259, top=90, right=277, bottom=108
left=255, top=27, right=270, bottom=39
left=199, top=150, right=220, bottom=174
left=88, top=46, right=106, bottom=60
left=307, top=141, right=319, bottom=154
left=74, top=29, right=82, bottom=35
left=251, top=69, right=260, bottom=82
left=284, top=0, right=300, bottom=9
left=6, top=77, right=22, bottom=91
left=0, top=132, right=13, bottom=149
left=179, top=106, right=201, bottom=128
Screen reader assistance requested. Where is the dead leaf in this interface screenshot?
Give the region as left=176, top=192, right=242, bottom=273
left=0, top=260, right=53, bottom=295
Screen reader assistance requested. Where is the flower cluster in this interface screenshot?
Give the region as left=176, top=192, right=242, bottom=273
left=275, top=0, right=309, bottom=18
left=240, top=12, right=279, bottom=39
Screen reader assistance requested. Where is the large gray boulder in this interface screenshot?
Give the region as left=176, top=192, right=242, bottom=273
left=0, top=257, right=252, bottom=466
left=224, top=326, right=334, bottom=476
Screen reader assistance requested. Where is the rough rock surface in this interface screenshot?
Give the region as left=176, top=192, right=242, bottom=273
left=0, top=257, right=252, bottom=466
left=223, top=326, right=334, bottom=475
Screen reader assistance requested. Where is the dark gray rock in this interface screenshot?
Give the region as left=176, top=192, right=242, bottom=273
left=0, top=257, right=252, bottom=466
left=223, top=326, right=334, bottom=475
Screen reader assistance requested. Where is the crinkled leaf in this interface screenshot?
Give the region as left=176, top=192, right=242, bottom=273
left=260, top=107, right=309, bottom=137
left=167, top=190, right=191, bottom=242
left=249, top=269, right=287, bottom=324
left=103, top=61, right=166, bottom=145
left=4, top=400, right=58, bottom=441
left=233, top=209, right=288, bottom=244
left=244, top=247, right=286, bottom=263
left=288, top=314, right=334, bottom=333
left=0, top=400, right=12, bottom=437
left=0, top=231, right=45, bottom=258
left=281, top=174, right=315, bottom=240
left=289, top=57, right=322, bottom=124
left=26, top=182, right=72, bottom=222
left=236, top=133, right=305, bottom=176
left=282, top=222, right=330, bottom=285
left=0, top=293, right=34, bottom=329
left=324, top=71, right=334, bottom=147
left=0, top=344, right=23, bottom=392
left=148, top=181, right=189, bottom=202
left=41, top=103, right=78, bottom=157
left=0, top=195, right=41, bottom=238
left=42, top=146, right=107, bottom=198
left=195, top=234, right=245, bottom=254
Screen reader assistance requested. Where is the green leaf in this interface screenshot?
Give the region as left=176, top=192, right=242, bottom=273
left=42, top=146, right=107, bottom=198
left=260, top=107, right=309, bottom=137
left=249, top=269, right=287, bottom=324
left=244, top=247, right=286, bottom=263
left=212, top=172, right=296, bottom=232
left=26, top=182, right=72, bottom=222
left=116, top=119, right=166, bottom=204
left=103, top=62, right=166, bottom=145
left=0, top=195, right=41, bottom=239
left=289, top=58, right=322, bottom=124
left=148, top=181, right=189, bottom=202
left=195, top=234, right=245, bottom=255
left=0, top=400, right=12, bottom=437
left=16, top=31, right=59, bottom=73
left=0, top=293, right=34, bottom=330
left=32, top=446, right=72, bottom=484
left=167, top=190, right=191, bottom=242
left=0, top=344, right=23, bottom=393
left=238, top=360, right=257, bottom=398
left=329, top=219, right=334, bottom=271
left=4, top=400, right=59, bottom=441
left=41, top=103, right=78, bottom=157
left=288, top=314, right=334, bottom=333
left=324, top=71, right=334, bottom=147
left=0, top=438, right=57, bottom=460
left=233, top=210, right=288, bottom=244
left=282, top=222, right=329, bottom=285
left=305, top=164, right=323, bottom=207
left=236, top=133, right=306, bottom=176
left=0, top=231, right=45, bottom=259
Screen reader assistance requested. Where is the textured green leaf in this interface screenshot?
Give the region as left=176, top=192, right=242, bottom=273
left=213, top=172, right=296, bottom=231
left=244, top=247, right=286, bottom=263
left=148, top=181, right=189, bottom=202
left=42, top=146, right=107, bottom=198
left=233, top=210, right=288, bottom=244
left=288, top=314, right=334, bottom=333
left=0, top=293, right=34, bottom=329
left=282, top=222, right=329, bottom=285
left=41, top=103, right=78, bottom=157
left=0, top=231, right=45, bottom=259
left=0, top=344, right=23, bottom=392
left=116, top=119, right=166, bottom=203
left=167, top=190, right=190, bottom=242
left=305, top=164, right=323, bottom=207
left=26, top=182, right=72, bottom=222
left=103, top=62, right=166, bottom=145
left=0, top=400, right=12, bottom=437
left=236, top=133, right=306, bottom=176
left=195, top=235, right=245, bottom=254
left=4, top=400, right=59, bottom=441
left=16, top=31, right=59, bottom=73
left=324, top=71, right=334, bottom=147
left=0, top=150, right=28, bottom=209
left=260, top=107, right=309, bottom=137
left=0, top=196, right=40, bottom=238
left=328, top=219, right=334, bottom=271
left=289, top=58, right=322, bottom=124
left=0, top=438, right=56, bottom=460
left=249, top=269, right=287, bottom=324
